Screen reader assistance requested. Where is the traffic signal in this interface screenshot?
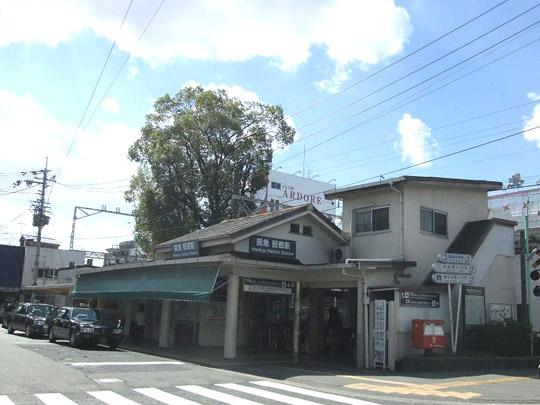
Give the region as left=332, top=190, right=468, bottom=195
left=529, top=248, right=540, bottom=296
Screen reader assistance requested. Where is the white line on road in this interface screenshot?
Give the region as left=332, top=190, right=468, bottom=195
left=178, top=385, right=261, bottom=405
left=134, top=388, right=200, bottom=405
left=217, top=383, right=323, bottom=405
left=94, top=378, right=124, bottom=383
left=0, top=395, right=15, bottom=405
left=252, top=381, right=380, bottom=405
left=67, top=361, right=184, bottom=367
left=89, top=390, right=141, bottom=405
left=35, top=393, right=78, bottom=405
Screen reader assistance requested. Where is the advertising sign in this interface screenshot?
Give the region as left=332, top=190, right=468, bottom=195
left=432, top=273, right=474, bottom=284
left=437, top=253, right=472, bottom=265
left=373, top=300, right=387, bottom=369
left=249, top=236, right=296, bottom=259
left=432, top=262, right=474, bottom=274
left=400, top=291, right=440, bottom=308
left=489, top=303, right=513, bottom=322
left=243, top=278, right=292, bottom=295
left=171, top=240, right=200, bottom=258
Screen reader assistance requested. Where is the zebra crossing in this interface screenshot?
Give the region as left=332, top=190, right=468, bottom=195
left=0, top=380, right=380, bottom=405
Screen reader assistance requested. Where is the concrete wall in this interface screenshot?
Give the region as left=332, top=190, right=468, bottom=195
left=234, top=214, right=342, bottom=264
left=402, top=184, right=488, bottom=286
left=21, top=246, right=85, bottom=287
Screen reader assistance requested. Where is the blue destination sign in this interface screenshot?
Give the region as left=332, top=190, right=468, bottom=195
left=171, top=239, right=200, bottom=258
left=249, top=236, right=296, bottom=259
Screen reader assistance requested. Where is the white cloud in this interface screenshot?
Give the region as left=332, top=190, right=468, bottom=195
left=182, top=81, right=261, bottom=103
left=127, top=64, right=139, bottom=80
left=0, top=88, right=138, bottom=251
left=101, top=97, right=120, bottom=113
left=396, top=113, right=437, bottom=165
left=528, top=92, right=540, bottom=101
left=315, top=64, right=352, bottom=94
left=523, top=104, right=540, bottom=147
left=0, top=1, right=411, bottom=81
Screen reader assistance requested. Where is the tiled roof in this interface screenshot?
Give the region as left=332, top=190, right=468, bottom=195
left=154, top=204, right=342, bottom=248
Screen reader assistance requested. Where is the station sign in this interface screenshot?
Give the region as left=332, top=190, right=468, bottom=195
left=243, top=278, right=292, bottom=295
left=432, top=262, right=474, bottom=274
left=249, top=235, right=296, bottom=259
left=171, top=239, right=200, bottom=258
left=432, top=273, right=474, bottom=285
left=437, top=253, right=472, bottom=265
left=400, top=290, right=440, bottom=308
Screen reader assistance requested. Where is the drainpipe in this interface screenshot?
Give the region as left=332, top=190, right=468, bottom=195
left=388, top=182, right=404, bottom=260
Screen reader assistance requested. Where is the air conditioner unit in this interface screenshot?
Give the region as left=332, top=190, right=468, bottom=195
left=332, top=246, right=350, bottom=263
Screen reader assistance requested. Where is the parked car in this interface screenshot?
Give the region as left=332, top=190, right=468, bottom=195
left=47, top=306, right=123, bottom=349
left=6, top=303, right=53, bottom=337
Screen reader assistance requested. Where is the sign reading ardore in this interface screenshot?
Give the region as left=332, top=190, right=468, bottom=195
left=171, top=240, right=200, bottom=258
left=249, top=236, right=296, bottom=259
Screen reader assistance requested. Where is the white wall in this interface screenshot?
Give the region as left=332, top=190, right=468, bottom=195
left=402, top=184, right=489, bottom=286
left=234, top=214, right=342, bottom=265
left=21, top=247, right=86, bottom=287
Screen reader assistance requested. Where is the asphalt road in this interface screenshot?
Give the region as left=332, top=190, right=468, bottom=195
left=1, top=328, right=540, bottom=405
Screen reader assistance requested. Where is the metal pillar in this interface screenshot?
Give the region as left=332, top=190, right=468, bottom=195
left=159, top=300, right=171, bottom=348
left=293, top=282, right=301, bottom=362
left=224, top=274, right=239, bottom=359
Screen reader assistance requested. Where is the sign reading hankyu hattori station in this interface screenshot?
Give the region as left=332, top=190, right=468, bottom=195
left=249, top=236, right=296, bottom=259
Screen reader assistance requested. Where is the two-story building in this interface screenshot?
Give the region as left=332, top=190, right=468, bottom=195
left=70, top=175, right=520, bottom=369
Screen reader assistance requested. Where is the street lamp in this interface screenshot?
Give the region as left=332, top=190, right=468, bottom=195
left=293, top=171, right=302, bottom=176
left=328, top=179, right=336, bottom=183
left=310, top=174, right=320, bottom=180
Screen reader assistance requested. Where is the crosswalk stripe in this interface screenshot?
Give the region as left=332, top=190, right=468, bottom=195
left=177, top=385, right=261, bottom=405
left=252, top=381, right=380, bottom=405
left=217, top=383, right=323, bottom=405
left=88, top=390, right=141, bottom=405
left=35, top=393, right=78, bottom=405
left=134, top=388, right=200, bottom=405
left=0, top=395, right=15, bottom=405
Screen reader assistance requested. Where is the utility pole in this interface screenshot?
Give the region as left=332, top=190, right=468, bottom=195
left=14, top=158, right=54, bottom=302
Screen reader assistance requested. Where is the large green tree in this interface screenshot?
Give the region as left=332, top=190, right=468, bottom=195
left=126, top=86, right=295, bottom=251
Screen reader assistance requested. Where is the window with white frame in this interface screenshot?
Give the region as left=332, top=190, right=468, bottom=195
left=420, top=207, right=447, bottom=236
left=353, top=206, right=389, bottom=233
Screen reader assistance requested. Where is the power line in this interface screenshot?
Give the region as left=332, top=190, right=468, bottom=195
left=293, top=2, right=540, bottom=134
left=275, top=20, right=540, bottom=167
left=290, top=0, right=512, bottom=117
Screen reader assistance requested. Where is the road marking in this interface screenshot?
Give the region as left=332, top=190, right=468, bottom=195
left=435, top=376, right=530, bottom=388
left=343, top=382, right=480, bottom=400
left=88, top=390, right=140, bottom=405
left=0, top=395, right=15, bottom=405
left=94, top=378, right=123, bottom=383
left=252, top=380, right=380, bottom=404
left=35, top=393, right=78, bottom=405
left=67, top=361, right=184, bottom=367
left=178, top=385, right=261, bottom=405
left=339, top=376, right=414, bottom=386
left=134, top=388, right=199, bottom=405
left=217, top=383, right=323, bottom=405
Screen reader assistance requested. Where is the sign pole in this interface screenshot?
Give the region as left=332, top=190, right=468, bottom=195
left=454, top=283, right=463, bottom=353
left=448, top=283, right=455, bottom=354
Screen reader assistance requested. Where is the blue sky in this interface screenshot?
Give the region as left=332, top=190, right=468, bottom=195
left=0, top=0, right=539, bottom=252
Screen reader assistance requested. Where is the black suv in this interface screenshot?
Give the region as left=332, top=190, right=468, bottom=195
left=47, top=306, right=123, bottom=349
left=6, top=303, right=53, bottom=337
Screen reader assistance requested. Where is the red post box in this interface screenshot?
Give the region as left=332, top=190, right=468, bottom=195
left=412, top=319, right=445, bottom=351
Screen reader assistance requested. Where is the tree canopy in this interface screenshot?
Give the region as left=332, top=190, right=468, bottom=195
left=126, top=86, right=295, bottom=252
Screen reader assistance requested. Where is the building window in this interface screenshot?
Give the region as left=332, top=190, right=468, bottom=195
left=290, top=223, right=300, bottom=234
left=270, top=198, right=280, bottom=212
left=271, top=181, right=281, bottom=190
left=354, top=206, right=389, bottom=233
left=420, top=207, right=447, bottom=236
left=302, top=225, right=313, bottom=236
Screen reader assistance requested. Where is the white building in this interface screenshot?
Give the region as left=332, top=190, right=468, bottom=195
left=255, top=170, right=336, bottom=216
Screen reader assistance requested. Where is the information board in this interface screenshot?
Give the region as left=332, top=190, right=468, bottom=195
left=464, top=286, right=485, bottom=325
left=373, top=300, right=387, bottom=369
left=249, top=236, right=296, bottom=259
left=243, top=278, right=292, bottom=295
left=171, top=240, right=200, bottom=258
left=400, top=291, right=440, bottom=308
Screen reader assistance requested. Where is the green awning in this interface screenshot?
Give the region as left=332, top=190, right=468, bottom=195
left=72, top=266, right=219, bottom=301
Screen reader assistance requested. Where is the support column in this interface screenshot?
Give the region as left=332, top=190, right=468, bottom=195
left=293, top=282, right=301, bottom=362
left=124, top=301, right=132, bottom=338
left=224, top=273, right=240, bottom=359
left=159, top=300, right=171, bottom=348
left=356, top=278, right=366, bottom=368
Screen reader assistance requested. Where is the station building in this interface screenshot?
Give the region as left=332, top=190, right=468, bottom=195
left=71, top=176, right=521, bottom=369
